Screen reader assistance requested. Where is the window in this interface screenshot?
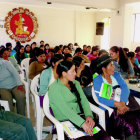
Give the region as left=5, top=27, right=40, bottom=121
left=133, top=14, right=140, bottom=42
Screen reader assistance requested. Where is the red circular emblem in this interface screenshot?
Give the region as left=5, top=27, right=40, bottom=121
left=4, top=7, right=38, bottom=43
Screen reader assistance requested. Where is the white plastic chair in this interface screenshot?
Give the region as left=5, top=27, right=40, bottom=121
left=30, top=74, right=52, bottom=140
left=0, top=100, right=10, bottom=111
left=92, top=87, right=114, bottom=117
left=20, top=72, right=30, bottom=118
left=43, top=92, right=106, bottom=140
left=21, top=58, right=31, bottom=97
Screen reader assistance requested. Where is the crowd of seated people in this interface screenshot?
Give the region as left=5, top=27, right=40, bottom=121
left=0, top=40, right=140, bottom=140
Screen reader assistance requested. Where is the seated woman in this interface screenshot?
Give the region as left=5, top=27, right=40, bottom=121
left=88, top=46, right=99, bottom=61
left=39, top=54, right=64, bottom=106
left=93, top=54, right=140, bottom=140
left=127, top=51, right=140, bottom=77
left=0, top=60, right=25, bottom=115
left=135, top=46, right=140, bottom=63
left=48, top=60, right=111, bottom=140
left=14, top=45, right=27, bottom=65
left=110, top=46, right=134, bottom=79
left=29, top=49, right=49, bottom=80
left=72, top=56, right=93, bottom=103
left=0, top=48, right=21, bottom=73
left=0, top=109, right=37, bottom=140
left=24, top=44, right=31, bottom=57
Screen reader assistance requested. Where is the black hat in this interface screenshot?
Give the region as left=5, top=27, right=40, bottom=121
left=96, top=54, right=112, bottom=68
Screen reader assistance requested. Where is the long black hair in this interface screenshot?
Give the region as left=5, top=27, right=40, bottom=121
left=57, top=60, right=83, bottom=113
left=110, top=46, right=129, bottom=72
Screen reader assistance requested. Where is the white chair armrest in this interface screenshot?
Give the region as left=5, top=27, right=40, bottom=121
left=97, top=102, right=113, bottom=117
left=134, top=96, right=140, bottom=105
left=46, top=113, right=64, bottom=140
left=89, top=102, right=106, bottom=130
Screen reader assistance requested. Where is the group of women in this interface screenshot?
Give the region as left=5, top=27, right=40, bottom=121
left=0, top=41, right=140, bottom=140
left=37, top=46, right=140, bottom=140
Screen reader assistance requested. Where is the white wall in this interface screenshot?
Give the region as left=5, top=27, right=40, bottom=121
left=94, top=10, right=124, bottom=48
left=122, top=0, right=140, bottom=51
left=0, top=2, right=95, bottom=48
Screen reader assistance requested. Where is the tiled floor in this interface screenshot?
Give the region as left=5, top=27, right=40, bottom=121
left=26, top=96, right=53, bottom=140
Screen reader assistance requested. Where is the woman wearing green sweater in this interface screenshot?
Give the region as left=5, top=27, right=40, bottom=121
left=48, top=60, right=110, bottom=140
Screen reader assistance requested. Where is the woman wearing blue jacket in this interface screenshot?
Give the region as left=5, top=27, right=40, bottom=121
left=93, top=54, right=140, bottom=140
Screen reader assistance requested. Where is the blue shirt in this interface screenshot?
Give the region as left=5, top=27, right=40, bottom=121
left=93, top=72, right=130, bottom=109
left=0, top=60, right=22, bottom=89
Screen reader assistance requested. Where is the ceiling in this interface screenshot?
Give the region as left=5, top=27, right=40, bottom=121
left=0, top=0, right=119, bottom=12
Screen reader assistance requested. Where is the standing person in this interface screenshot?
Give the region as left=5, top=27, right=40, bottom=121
left=39, top=54, right=64, bottom=106
left=0, top=60, right=25, bottom=115
left=48, top=60, right=111, bottom=140
left=135, top=46, right=140, bottom=63
left=14, top=45, right=27, bottom=65
left=93, top=54, right=140, bottom=140
left=110, top=46, right=134, bottom=79
left=29, top=49, right=49, bottom=79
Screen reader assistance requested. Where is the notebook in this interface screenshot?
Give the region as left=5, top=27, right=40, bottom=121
left=61, top=121, right=100, bottom=139
left=99, top=83, right=113, bottom=100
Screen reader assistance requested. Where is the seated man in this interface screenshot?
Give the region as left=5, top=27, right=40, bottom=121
left=0, top=109, right=37, bottom=140
left=0, top=60, right=25, bottom=115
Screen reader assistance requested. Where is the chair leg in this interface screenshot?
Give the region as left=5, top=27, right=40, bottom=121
left=25, top=84, right=30, bottom=118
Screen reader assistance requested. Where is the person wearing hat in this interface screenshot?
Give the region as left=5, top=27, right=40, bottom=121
left=93, top=54, right=140, bottom=140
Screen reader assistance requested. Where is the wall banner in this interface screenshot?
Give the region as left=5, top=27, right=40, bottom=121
left=4, top=7, right=38, bottom=43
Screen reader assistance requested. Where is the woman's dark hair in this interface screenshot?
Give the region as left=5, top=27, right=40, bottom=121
left=127, top=52, right=135, bottom=58
left=24, top=44, right=31, bottom=53
left=110, top=46, right=129, bottom=72
left=74, top=48, right=82, bottom=55
left=64, top=53, right=72, bottom=61
left=35, top=48, right=45, bottom=57
left=96, top=54, right=112, bottom=74
left=135, top=46, right=140, bottom=53
left=14, top=41, right=21, bottom=52
left=57, top=60, right=83, bottom=112
left=50, top=54, right=64, bottom=68
left=72, top=56, right=83, bottom=67
left=0, top=48, right=6, bottom=57
left=54, top=46, right=60, bottom=54
left=98, top=49, right=108, bottom=56
left=57, top=60, right=73, bottom=77
left=6, top=42, right=12, bottom=48
left=91, top=46, right=99, bottom=54
left=123, top=48, right=129, bottom=54
left=16, top=45, right=26, bottom=64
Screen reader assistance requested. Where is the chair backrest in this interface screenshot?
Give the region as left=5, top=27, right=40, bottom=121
left=21, top=58, right=30, bottom=81
left=92, top=86, right=113, bottom=116
left=30, top=74, right=40, bottom=107
left=0, top=100, right=10, bottom=111
left=21, top=58, right=30, bottom=70
left=43, top=93, right=64, bottom=140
